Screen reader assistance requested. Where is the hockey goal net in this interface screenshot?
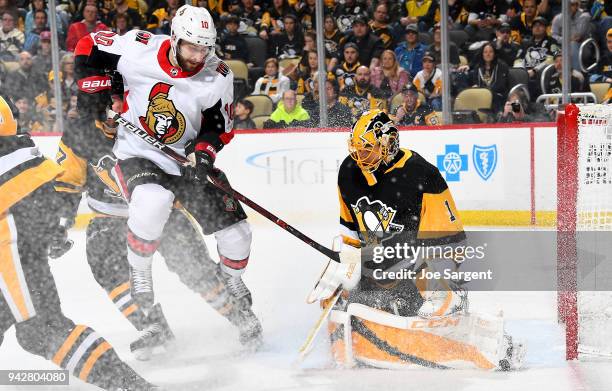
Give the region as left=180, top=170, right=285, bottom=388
left=557, top=103, right=612, bottom=360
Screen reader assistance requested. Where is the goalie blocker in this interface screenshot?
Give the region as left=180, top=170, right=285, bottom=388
left=309, top=110, right=525, bottom=370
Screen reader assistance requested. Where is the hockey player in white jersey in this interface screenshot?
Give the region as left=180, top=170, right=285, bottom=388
left=73, top=5, right=261, bottom=347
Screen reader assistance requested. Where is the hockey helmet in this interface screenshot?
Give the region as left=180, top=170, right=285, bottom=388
left=348, top=109, right=399, bottom=173
left=0, top=95, right=19, bottom=136
left=171, top=5, right=216, bottom=64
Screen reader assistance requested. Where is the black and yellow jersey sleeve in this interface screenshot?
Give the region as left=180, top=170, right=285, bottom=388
left=338, top=186, right=361, bottom=248
left=0, top=135, right=63, bottom=214
left=417, top=167, right=465, bottom=244
left=54, top=140, right=87, bottom=194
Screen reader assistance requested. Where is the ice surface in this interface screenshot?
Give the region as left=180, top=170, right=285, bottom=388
left=1, top=222, right=612, bottom=390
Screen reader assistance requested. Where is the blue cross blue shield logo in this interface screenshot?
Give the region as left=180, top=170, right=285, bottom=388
left=436, top=144, right=468, bottom=182
left=472, top=144, right=497, bottom=181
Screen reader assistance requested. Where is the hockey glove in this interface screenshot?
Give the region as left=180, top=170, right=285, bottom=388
left=48, top=217, right=74, bottom=259
left=184, top=149, right=215, bottom=183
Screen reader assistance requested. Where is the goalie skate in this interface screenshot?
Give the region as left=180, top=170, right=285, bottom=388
left=235, top=308, right=263, bottom=349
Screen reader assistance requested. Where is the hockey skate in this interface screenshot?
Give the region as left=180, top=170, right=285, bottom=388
left=224, top=274, right=252, bottom=310
left=129, top=265, right=154, bottom=312
left=498, top=334, right=526, bottom=371
left=235, top=307, right=263, bottom=349
left=130, top=304, right=175, bottom=360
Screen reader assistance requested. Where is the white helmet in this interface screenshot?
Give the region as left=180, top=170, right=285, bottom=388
left=171, top=5, right=216, bottom=62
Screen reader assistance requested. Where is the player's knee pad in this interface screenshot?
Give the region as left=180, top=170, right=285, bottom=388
left=127, top=184, right=174, bottom=241
left=215, top=220, right=252, bottom=276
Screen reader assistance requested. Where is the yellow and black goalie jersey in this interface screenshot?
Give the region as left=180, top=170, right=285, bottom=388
left=337, top=148, right=465, bottom=249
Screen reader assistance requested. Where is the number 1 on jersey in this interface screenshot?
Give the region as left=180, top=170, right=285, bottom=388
left=444, top=200, right=456, bottom=222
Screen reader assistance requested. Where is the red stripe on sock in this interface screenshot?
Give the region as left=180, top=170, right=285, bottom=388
left=220, top=255, right=249, bottom=270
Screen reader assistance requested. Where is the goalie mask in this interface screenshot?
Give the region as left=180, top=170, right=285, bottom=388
left=171, top=5, right=216, bottom=67
left=0, top=95, right=19, bottom=136
left=348, top=110, right=399, bottom=173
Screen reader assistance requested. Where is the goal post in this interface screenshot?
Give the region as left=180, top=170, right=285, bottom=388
left=557, top=103, right=612, bottom=361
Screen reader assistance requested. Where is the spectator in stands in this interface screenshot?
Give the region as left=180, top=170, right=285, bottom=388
left=343, top=16, right=384, bottom=68
left=24, top=9, right=48, bottom=54
left=334, top=42, right=361, bottom=90
left=497, top=89, right=532, bottom=122
left=392, top=84, right=437, bottom=126
left=516, top=16, right=559, bottom=70
left=14, top=95, right=41, bottom=132
left=296, top=50, right=318, bottom=94
left=413, top=51, right=442, bottom=110
left=269, top=89, right=309, bottom=127
left=333, top=0, right=368, bottom=34
left=4, top=51, right=41, bottom=103
left=302, top=77, right=351, bottom=127
left=493, top=22, right=519, bottom=67
left=106, top=0, right=143, bottom=30
left=589, top=28, right=612, bottom=84
left=66, top=5, right=108, bottom=51
left=545, top=52, right=583, bottom=94
left=466, top=0, right=508, bottom=41
left=300, top=32, right=335, bottom=72
left=427, top=22, right=460, bottom=67
left=516, top=16, right=559, bottom=97
left=253, top=58, right=290, bottom=103
left=32, top=31, right=61, bottom=85
left=296, top=0, right=316, bottom=31
left=237, top=0, right=263, bottom=36
left=370, top=49, right=410, bottom=96
left=509, top=0, right=538, bottom=43
left=234, top=98, right=256, bottom=129
left=551, top=0, right=591, bottom=70
left=369, top=3, right=394, bottom=49
left=25, top=0, right=65, bottom=41
left=0, top=11, right=23, bottom=61
left=59, top=53, right=77, bottom=99
left=112, top=12, right=132, bottom=35
left=395, top=24, right=427, bottom=78
left=468, top=41, right=509, bottom=112
left=259, top=0, right=292, bottom=40
left=220, top=14, right=249, bottom=62
left=268, top=13, right=303, bottom=58
left=339, top=65, right=387, bottom=122
left=399, top=0, right=436, bottom=32
left=147, top=0, right=179, bottom=33
left=323, top=14, right=345, bottom=60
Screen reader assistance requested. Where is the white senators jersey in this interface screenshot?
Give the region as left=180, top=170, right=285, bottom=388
left=74, top=29, right=235, bottom=175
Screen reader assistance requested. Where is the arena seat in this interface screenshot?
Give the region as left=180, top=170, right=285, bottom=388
left=590, top=82, right=611, bottom=103
left=244, top=95, right=275, bottom=117
left=251, top=115, right=270, bottom=129
left=453, top=88, right=493, bottom=123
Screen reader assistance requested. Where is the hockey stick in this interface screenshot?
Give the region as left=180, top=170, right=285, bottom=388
left=297, top=286, right=343, bottom=361
left=109, top=110, right=341, bottom=263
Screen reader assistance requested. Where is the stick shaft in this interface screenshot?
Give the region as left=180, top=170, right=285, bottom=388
left=207, top=175, right=340, bottom=262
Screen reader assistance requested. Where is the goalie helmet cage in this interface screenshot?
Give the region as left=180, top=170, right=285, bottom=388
left=557, top=103, right=612, bottom=361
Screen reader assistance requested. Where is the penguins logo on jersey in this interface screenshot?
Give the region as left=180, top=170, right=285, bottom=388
left=90, top=155, right=123, bottom=199
left=139, top=82, right=186, bottom=144
left=351, top=196, right=404, bottom=243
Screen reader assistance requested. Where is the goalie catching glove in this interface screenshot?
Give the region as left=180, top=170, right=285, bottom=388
left=307, top=236, right=362, bottom=303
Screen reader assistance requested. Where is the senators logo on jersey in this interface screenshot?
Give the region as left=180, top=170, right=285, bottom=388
left=139, top=82, right=186, bottom=144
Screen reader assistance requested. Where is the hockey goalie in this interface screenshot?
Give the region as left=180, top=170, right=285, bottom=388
left=308, top=110, right=525, bottom=371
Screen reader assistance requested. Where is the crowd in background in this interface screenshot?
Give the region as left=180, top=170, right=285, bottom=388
left=0, top=0, right=611, bottom=131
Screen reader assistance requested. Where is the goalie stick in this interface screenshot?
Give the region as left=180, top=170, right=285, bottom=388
left=109, top=110, right=341, bottom=263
